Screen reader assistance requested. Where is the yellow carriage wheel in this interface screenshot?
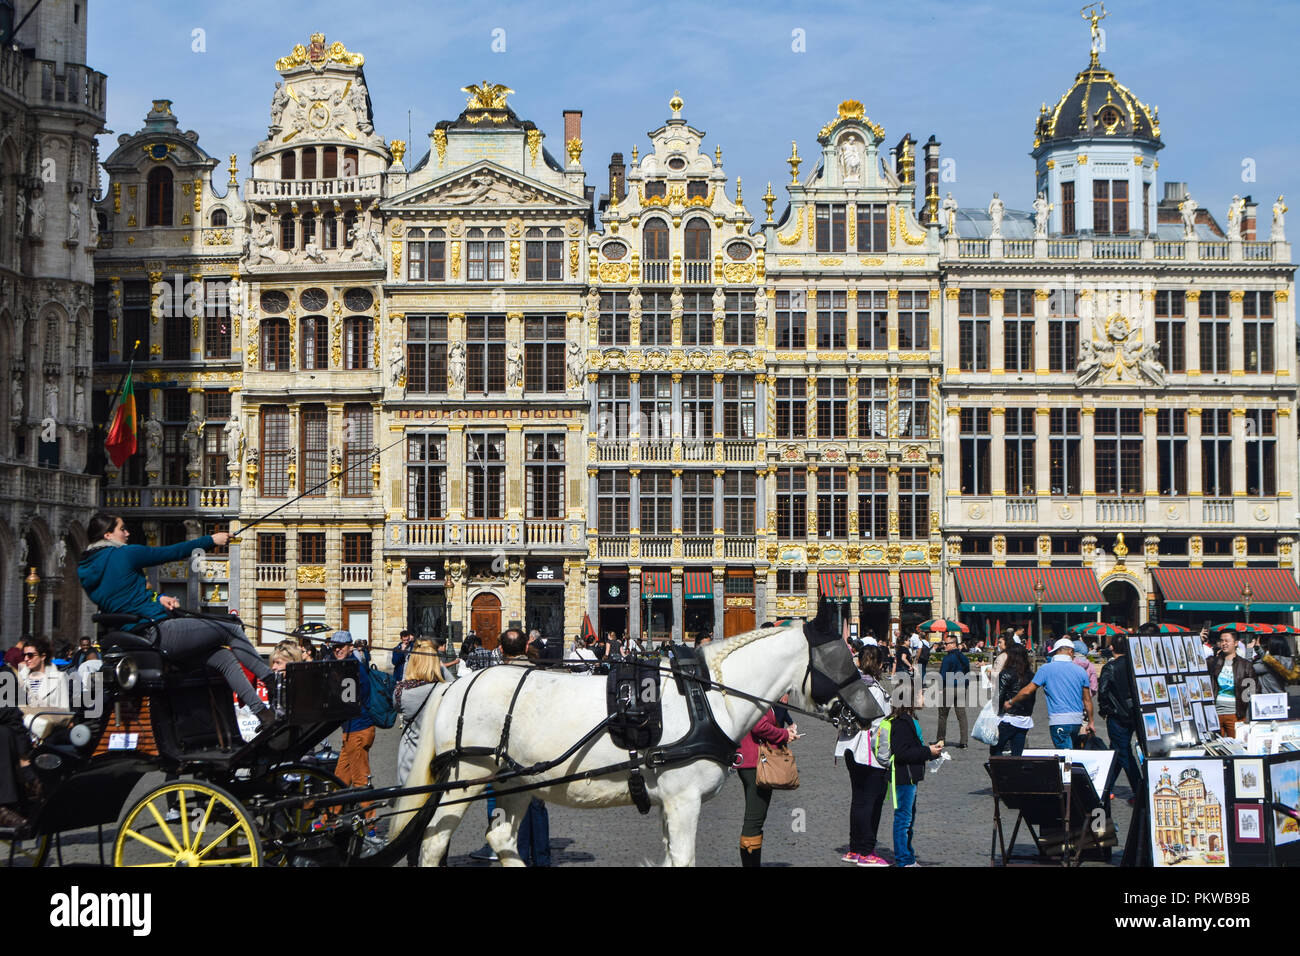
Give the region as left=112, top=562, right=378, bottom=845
left=0, top=833, right=50, bottom=868
left=114, top=781, right=262, bottom=867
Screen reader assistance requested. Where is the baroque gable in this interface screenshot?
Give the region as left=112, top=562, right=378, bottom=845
left=385, top=161, right=587, bottom=214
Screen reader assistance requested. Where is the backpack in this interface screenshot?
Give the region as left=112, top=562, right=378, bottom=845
left=367, top=664, right=398, bottom=729
left=874, top=716, right=895, bottom=765
left=918, top=641, right=932, bottom=665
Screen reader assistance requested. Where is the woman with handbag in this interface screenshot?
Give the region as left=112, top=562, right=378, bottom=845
left=992, top=643, right=1035, bottom=756
left=834, top=646, right=892, bottom=866
left=734, top=707, right=799, bottom=867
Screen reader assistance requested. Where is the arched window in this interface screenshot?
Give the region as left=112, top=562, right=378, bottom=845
left=643, top=218, right=669, bottom=264
left=280, top=152, right=296, bottom=180
left=301, top=148, right=317, bottom=180
left=342, top=148, right=359, bottom=178
left=261, top=318, right=290, bottom=370
left=146, top=167, right=173, bottom=227
left=684, top=218, right=710, bottom=261
left=210, top=208, right=227, bottom=227
left=322, top=147, right=338, bottom=179
left=44, top=315, right=60, bottom=364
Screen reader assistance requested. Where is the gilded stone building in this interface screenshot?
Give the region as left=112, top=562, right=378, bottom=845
left=379, top=83, right=591, bottom=649
left=0, top=0, right=105, bottom=642
left=93, top=100, right=244, bottom=616
left=939, top=27, right=1299, bottom=639
left=586, top=95, right=761, bottom=641
left=759, top=101, right=942, bottom=639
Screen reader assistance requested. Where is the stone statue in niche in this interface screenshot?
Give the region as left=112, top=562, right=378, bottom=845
left=67, top=192, right=81, bottom=243
left=447, top=341, right=466, bottom=391
left=839, top=136, right=863, bottom=184
left=29, top=191, right=46, bottom=238
left=10, top=371, right=24, bottom=420
left=505, top=341, right=523, bottom=388
left=224, top=418, right=244, bottom=466
left=389, top=339, right=406, bottom=386
left=566, top=339, right=584, bottom=388
left=143, top=418, right=163, bottom=472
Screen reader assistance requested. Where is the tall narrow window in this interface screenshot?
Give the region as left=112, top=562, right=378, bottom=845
left=639, top=470, right=673, bottom=534
left=300, top=405, right=328, bottom=496
left=323, top=147, right=338, bottom=179
left=406, top=433, right=447, bottom=519
left=486, top=228, right=506, bottom=281
left=959, top=407, right=991, bottom=495
left=1050, top=408, right=1081, bottom=496
left=817, top=467, right=848, bottom=538
left=524, top=315, right=565, bottom=393
left=344, top=316, right=371, bottom=369
left=858, top=468, right=888, bottom=539
left=597, top=470, right=630, bottom=534
left=1003, top=289, right=1035, bottom=373
left=280, top=152, right=296, bottom=180
left=466, top=433, right=506, bottom=518
left=1048, top=289, right=1079, bottom=372
left=641, top=291, right=672, bottom=345
left=261, top=318, right=290, bottom=371
left=724, top=291, right=755, bottom=346
left=279, top=214, right=295, bottom=251
left=816, top=203, right=847, bottom=252
left=858, top=378, right=889, bottom=439
left=342, top=405, right=372, bottom=497
left=203, top=279, right=232, bottom=359
left=1004, top=408, right=1036, bottom=495
left=898, top=379, right=929, bottom=438
left=856, top=203, right=888, bottom=252
left=599, top=292, right=629, bottom=346
left=816, top=378, right=848, bottom=439
left=1061, top=181, right=1076, bottom=235
left=1243, top=292, right=1275, bottom=373
left=775, top=291, right=806, bottom=350
left=260, top=406, right=290, bottom=497
left=1245, top=410, right=1276, bottom=496
left=1094, top=408, right=1143, bottom=496
left=466, top=228, right=485, bottom=280
left=146, top=168, right=173, bottom=227
left=897, top=290, right=930, bottom=350
left=301, top=315, right=328, bottom=370
left=856, top=291, right=887, bottom=351
left=681, top=291, right=712, bottom=346
left=680, top=374, right=712, bottom=442
left=817, top=291, right=848, bottom=350
left=776, top=467, right=807, bottom=538
left=1154, top=291, right=1186, bottom=373
left=681, top=471, right=713, bottom=536
left=643, top=218, right=670, bottom=274
left=775, top=378, right=806, bottom=440
left=1198, top=291, right=1230, bottom=373
left=723, top=471, right=756, bottom=536
left=525, top=433, right=565, bottom=519
left=1201, top=409, right=1232, bottom=496
left=722, top=376, right=755, bottom=439
left=1156, top=409, right=1187, bottom=496
left=466, top=315, right=506, bottom=393
left=597, top=376, right=630, bottom=440
left=898, top=468, right=929, bottom=539
left=683, top=218, right=710, bottom=273
left=958, top=289, right=990, bottom=371
left=301, top=148, right=317, bottom=180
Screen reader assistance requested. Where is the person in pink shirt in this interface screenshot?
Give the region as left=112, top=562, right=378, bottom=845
left=1073, top=648, right=1099, bottom=694
left=735, top=707, right=797, bottom=867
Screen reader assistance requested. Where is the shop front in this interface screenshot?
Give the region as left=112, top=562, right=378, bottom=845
left=1152, top=568, right=1300, bottom=629
left=682, top=569, right=714, bottom=644
left=953, top=567, right=1104, bottom=649
left=599, top=568, right=628, bottom=640
left=818, top=570, right=851, bottom=636
left=900, top=571, right=934, bottom=636
left=724, top=570, right=756, bottom=636
left=858, top=571, right=891, bottom=642
left=641, top=569, right=673, bottom=643
left=406, top=560, right=447, bottom=643
left=525, top=562, right=566, bottom=643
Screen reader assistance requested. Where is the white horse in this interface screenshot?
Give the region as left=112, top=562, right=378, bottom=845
left=392, top=623, right=834, bottom=867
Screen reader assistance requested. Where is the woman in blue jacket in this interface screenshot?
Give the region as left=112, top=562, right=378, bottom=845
left=77, top=512, right=276, bottom=729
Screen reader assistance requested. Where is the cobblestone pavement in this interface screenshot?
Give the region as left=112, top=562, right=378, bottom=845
left=39, top=681, right=1157, bottom=868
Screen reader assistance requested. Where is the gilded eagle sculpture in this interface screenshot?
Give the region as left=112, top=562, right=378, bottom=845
left=463, top=82, right=514, bottom=111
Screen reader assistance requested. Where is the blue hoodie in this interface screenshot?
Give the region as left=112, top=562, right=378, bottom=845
left=78, top=536, right=214, bottom=630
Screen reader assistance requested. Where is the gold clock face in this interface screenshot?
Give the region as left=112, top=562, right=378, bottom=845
left=308, top=102, right=331, bottom=129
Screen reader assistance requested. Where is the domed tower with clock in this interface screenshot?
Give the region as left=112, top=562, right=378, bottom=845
left=1031, top=5, right=1163, bottom=237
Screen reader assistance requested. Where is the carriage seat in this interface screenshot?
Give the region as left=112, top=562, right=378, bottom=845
left=92, top=613, right=159, bottom=652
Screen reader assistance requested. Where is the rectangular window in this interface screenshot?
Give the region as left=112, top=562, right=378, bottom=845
left=261, top=319, right=290, bottom=371
left=1154, top=291, right=1186, bottom=373
left=681, top=292, right=713, bottom=347
left=405, top=315, right=447, bottom=394
left=342, top=532, right=372, bottom=566
left=722, top=376, right=755, bottom=439
left=1094, top=407, right=1143, bottom=496
left=598, top=470, right=630, bottom=534
left=898, top=379, right=929, bottom=438
left=1002, top=289, right=1035, bottom=373
left=524, top=314, right=566, bottom=393
left=260, top=406, right=290, bottom=497
left=1243, top=292, right=1275, bottom=373
left=466, top=433, right=506, bottom=518
left=407, top=228, right=446, bottom=281
left=958, top=289, right=990, bottom=371
left=1048, top=289, right=1079, bottom=373
left=681, top=471, right=714, bottom=536
left=597, top=375, right=630, bottom=440
left=1156, top=409, right=1186, bottom=496
left=775, top=290, right=806, bottom=350
left=897, top=290, right=930, bottom=351
left=857, top=467, right=888, bottom=539
left=1062, top=181, right=1076, bottom=235
left=203, top=280, right=232, bottom=359
left=639, top=470, right=673, bottom=535
left=817, top=467, right=848, bottom=538
left=466, top=315, right=506, bottom=393
left=406, top=433, right=447, bottom=519
left=525, top=433, right=565, bottom=519
left=816, top=378, right=848, bottom=439
left=815, top=203, right=847, bottom=253
left=858, top=378, right=889, bottom=439
left=343, top=405, right=372, bottom=497
left=257, top=533, right=286, bottom=565
left=680, top=374, right=712, bottom=442
left=300, top=315, right=328, bottom=371
left=1003, top=408, right=1036, bottom=495
left=775, top=378, right=806, bottom=440
left=1201, top=409, right=1232, bottom=497
left=817, top=291, right=847, bottom=350
left=1093, top=179, right=1129, bottom=234
left=1198, top=291, right=1231, bottom=373
left=1245, top=409, right=1276, bottom=496
left=898, top=467, right=929, bottom=539
left=723, top=471, right=756, bottom=536
left=959, top=407, right=991, bottom=495
left=1050, top=408, right=1081, bottom=495
left=344, top=317, right=371, bottom=370
left=776, top=467, right=807, bottom=538
left=525, top=229, right=564, bottom=281
left=855, top=291, right=887, bottom=351
left=300, top=405, right=328, bottom=496
left=856, top=203, right=888, bottom=253
left=599, top=292, right=629, bottom=346
left=777, top=570, right=808, bottom=596
left=641, top=291, right=672, bottom=346
left=299, top=532, right=326, bottom=565
left=724, top=291, right=755, bottom=346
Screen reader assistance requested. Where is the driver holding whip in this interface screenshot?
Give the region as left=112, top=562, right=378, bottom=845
left=77, top=512, right=278, bottom=730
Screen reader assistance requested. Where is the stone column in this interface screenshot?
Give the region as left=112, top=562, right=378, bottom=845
left=1186, top=409, right=1203, bottom=497
left=805, top=290, right=818, bottom=351
left=671, top=567, right=684, bottom=644
left=806, top=464, right=819, bottom=538
left=1184, top=292, right=1201, bottom=374
left=886, top=287, right=899, bottom=355
left=754, top=373, right=768, bottom=439
left=1229, top=291, right=1245, bottom=374
left=988, top=288, right=1005, bottom=375
left=887, top=464, right=900, bottom=541
left=1035, top=406, right=1051, bottom=497
left=628, top=373, right=641, bottom=444
left=1276, top=291, right=1294, bottom=373
left=628, top=566, right=641, bottom=642
left=943, top=288, right=960, bottom=372
left=846, top=288, right=859, bottom=353
left=1080, top=407, right=1096, bottom=495
left=805, top=372, right=818, bottom=440
left=990, top=406, right=1007, bottom=495
left=712, top=564, right=725, bottom=640
left=446, top=423, right=465, bottom=518
left=1231, top=407, right=1248, bottom=498
left=1143, top=408, right=1159, bottom=496
left=1278, top=408, right=1296, bottom=499
left=448, top=312, right=466, bottom=402
left=1034, top=288, right=1050, bottom=375
left=945, top=408, right=962, bottom=497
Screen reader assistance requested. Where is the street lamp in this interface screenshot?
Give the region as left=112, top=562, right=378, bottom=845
left=1033, top=580, right=1046, bottom=655
left=24, top=565, right=39, bottom=637
left=1242, top=584, right=1253, bottom=625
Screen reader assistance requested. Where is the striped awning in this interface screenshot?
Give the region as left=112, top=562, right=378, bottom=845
left=818, top=571, right=851, bottom=601
left=901, top=571, right=934, bottom=603
left=1153, top=568, right=1300, bottom=612
left=954, top=568, right=1104, bottom=613
left=684, top=570, right=713, bottom=600
left=859, top=572, right=891, bottom=604
left=641, top=570, right=672, bottom=600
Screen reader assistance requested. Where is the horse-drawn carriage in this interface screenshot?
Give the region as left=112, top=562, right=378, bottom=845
left=1, top=611, right=367, bottom=868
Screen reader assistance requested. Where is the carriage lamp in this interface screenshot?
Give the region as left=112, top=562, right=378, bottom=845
left=1242, top=584, right=1253, bottom=624
left=25, top=565, right=39, bottom=637
left=1033, top=580, right=1045, bottom=651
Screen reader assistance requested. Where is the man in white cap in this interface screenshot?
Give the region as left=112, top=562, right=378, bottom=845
left=1003, top=637, right=1093, bottom=749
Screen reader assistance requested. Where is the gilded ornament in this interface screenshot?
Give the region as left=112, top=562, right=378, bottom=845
left=566, top=138, right=583, bottom=166
left=433, top=129, right=448, bottom=167
left=526, top=129, right=542, bottom=166
left=389, top=139, right=406, bottom=165
left=896, top=207, right=926, bottom=246
left=391, top=241, right=402, bottom=279
left=450, top=241, right=461, bottom=278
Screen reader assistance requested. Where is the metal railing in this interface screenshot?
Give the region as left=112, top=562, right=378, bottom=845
left=1097, top=497, right=1146, bottom=524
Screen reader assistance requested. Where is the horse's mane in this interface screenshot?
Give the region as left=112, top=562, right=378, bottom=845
left=704, top=625, right=789, bottom=685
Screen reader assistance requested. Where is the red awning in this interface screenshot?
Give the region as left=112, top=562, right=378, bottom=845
left=859, top=572, right=891, bottom=603
left=641, top=570, right=672, bottom=599
left=1152, top=568, right=1300, bottom=612
left=818, top=571, right=851, bottom=600
left=901, top=571, right=933, bottom=602
left=954, top=568, right=1104, bottom=612
left=684, top=570, right=713, bottom=599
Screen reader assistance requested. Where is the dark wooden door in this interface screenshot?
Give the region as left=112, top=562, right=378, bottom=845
left=724, top=606, right=755, bottom=637
left=471, top=593, right=502, bottom=649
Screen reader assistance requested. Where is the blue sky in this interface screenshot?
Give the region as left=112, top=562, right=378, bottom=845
left=89, top=0, right=1298, bottom=222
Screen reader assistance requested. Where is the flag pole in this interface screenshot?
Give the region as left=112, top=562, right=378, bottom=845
left=104, top=340, right=142, bottom=422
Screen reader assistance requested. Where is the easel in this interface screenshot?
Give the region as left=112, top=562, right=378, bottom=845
left=987, top=756, right=1116, bottom=866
